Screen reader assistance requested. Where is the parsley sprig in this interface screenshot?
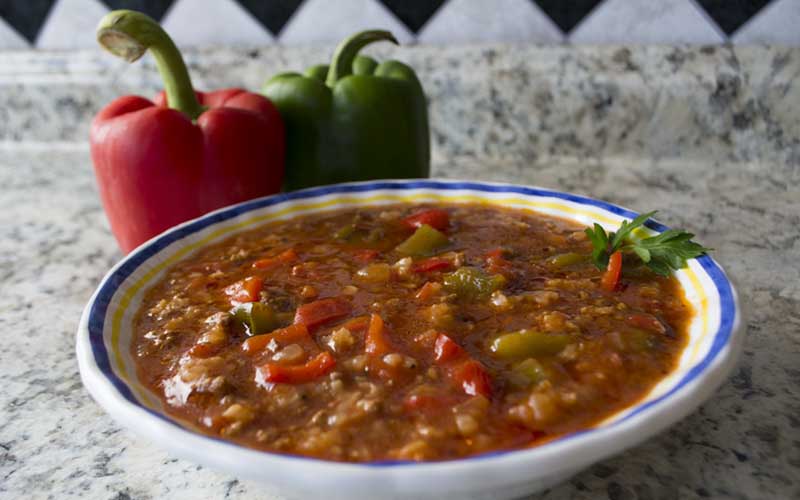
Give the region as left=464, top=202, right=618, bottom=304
left=585, top=211, right=711, bottom=276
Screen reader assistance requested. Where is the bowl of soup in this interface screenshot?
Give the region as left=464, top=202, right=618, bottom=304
left=77, top=179, right=742, bottom=500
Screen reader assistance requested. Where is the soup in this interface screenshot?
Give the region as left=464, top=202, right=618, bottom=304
left=132, top=203, right=690, bottom=462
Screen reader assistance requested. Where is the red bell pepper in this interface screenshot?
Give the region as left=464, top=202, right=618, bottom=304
left=402, top=209, right=449, bottom=232
left=413, top=257, right=453, bottom=273
left=415, top=281, right=442, bottom=301
left=242, top=324, right=312, bottom=354
left=224, top=276, right=263, bottom=305
left=90, top=10, right=284, bottom=253
left=365, top=313, right=391, bottom=357
left=453, top=360, right=492, bottom=398
left=293, top=297, right=352, bottom=330
left=485, top=247, right=511, bottom=273
left=626, top=313, right=666, bottom=333
left=252, top=248, right=298, bottom=269
left=352, top=249, right=380, bottom=263
left=433, top=333, right=465, bottom=363
left=432, top=333, right=492, bottom=398
left=601, top=251, right=623, bottom=292
left=259, top=352, right=336, bottom=384
left=342, top=315, right=370, bottom=333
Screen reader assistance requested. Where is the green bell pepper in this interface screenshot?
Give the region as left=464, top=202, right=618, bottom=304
left=490, top=329, right=571, bottom=360
left=395, top=224, right=449, bottom=256
left=509, top=358, right=550, bottom=387
left=442, top=267, right=507, bottom=300
left=231, top=302, right=280, bottom=336
left=262, top=30, right=430, bottom=190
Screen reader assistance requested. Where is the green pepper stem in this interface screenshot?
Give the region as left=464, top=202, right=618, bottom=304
left=96, top=10, right=204, bottom=120
left=325, top=30, right=398, bottom=88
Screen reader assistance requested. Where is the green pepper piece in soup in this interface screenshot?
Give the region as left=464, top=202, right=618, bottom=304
left=231, top=302, right=279, bottom=335
left=443, top=267, right=506, bottom=299
left=490, top=329, right=571, bottom=360
left=395, top=224, right=449, bottom=256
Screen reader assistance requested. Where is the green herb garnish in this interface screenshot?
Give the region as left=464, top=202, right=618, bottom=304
left=585, top=211, right=711, bottom=276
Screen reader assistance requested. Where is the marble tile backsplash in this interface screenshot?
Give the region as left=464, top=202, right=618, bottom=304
left=1, top=44, right=798, bottom=184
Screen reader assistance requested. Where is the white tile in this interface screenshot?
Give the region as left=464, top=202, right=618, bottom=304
left=732, top=0, right=800, bottom=46
left=570, top=0, right=725, bottom=44
left=279, top=0, right=414, bottom=45
left=417, top=0, right=562, bottom=44
left=162, top=0, right=273, bottom=47
left=36, top=0, right=109, bottom=49
left=0, top=16, right=30, bottom=49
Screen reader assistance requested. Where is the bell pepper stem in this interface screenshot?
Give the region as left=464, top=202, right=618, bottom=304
left=325, top=30, right=398, bottom=88
left=96, top=10, right=204, bottom=120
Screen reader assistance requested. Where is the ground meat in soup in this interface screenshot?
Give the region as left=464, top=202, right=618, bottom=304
left=132, top=203, right=690, bottom=462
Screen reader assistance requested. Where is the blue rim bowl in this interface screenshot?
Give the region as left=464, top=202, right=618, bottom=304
left=76, top=179, right=743, bottom=500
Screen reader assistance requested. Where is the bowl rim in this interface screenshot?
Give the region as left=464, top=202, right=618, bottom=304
left=76, top=179, right=742, bottom=489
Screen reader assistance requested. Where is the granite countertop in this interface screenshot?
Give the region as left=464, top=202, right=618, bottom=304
left=1, top=44, right=798, bottom=499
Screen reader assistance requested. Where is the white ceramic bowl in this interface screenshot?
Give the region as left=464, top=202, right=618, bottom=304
left=76, top=179, right=742, bottom=500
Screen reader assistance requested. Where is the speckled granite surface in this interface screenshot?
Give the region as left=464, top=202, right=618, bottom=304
left=1, top=44, right=798, bottom=499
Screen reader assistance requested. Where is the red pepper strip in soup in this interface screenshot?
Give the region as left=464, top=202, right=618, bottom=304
left=452, top=360, right=492, bottom=398
left=485, top=248, right=511, bottom=273
left=343, top=315, right=370, bottom=333
left=432, top=333, right=492, bottom=398
left=415, top=281, right=442, bottom=301
left=294, top=297, right=352, bottom=330
left=253, top=248, right=298, bottom=269
left=225, top=276, right=263, bottom=304
left=353, top=249, right=380, bottom=263
left=602, top=251, right=623, bottom=292
left=402, top=209, right=449, bottom=232
left=242, top=324, right=311, bottom=354
left=413, top=257, right=453, bottom=273
left=627, top=313, right=666, bottom=334
left=259, top=352, right=336, bottom=384
left=434, top=333, right=465, bottom=363
left=365, top=313, right=391, bottom=356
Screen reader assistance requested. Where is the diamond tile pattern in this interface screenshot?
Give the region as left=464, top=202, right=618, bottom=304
left=0, top=15, right=29, bottom=49
left=0, top=0, right=55, bottom=43
left=379, top=0, right=447, bottom=32
left=163, top=0, right=273, bottom=47
left=418, top=0, right=562, bottom=44
left=0, top=0, right=795, bottom=49
left=733, top=0, right=800, bottom=45
left=100, top=0, right=175, bottom=21
left=278, top=0, right=413, bottom=45
left=571, top=0, right=725, bottom=45
left=37, top=0, right=109, bottom=49
left=236, top=0, right=305, bottom=36
left=695, top=0, right=772, bottom=35
left=533, top=0, right=602, bottom=34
